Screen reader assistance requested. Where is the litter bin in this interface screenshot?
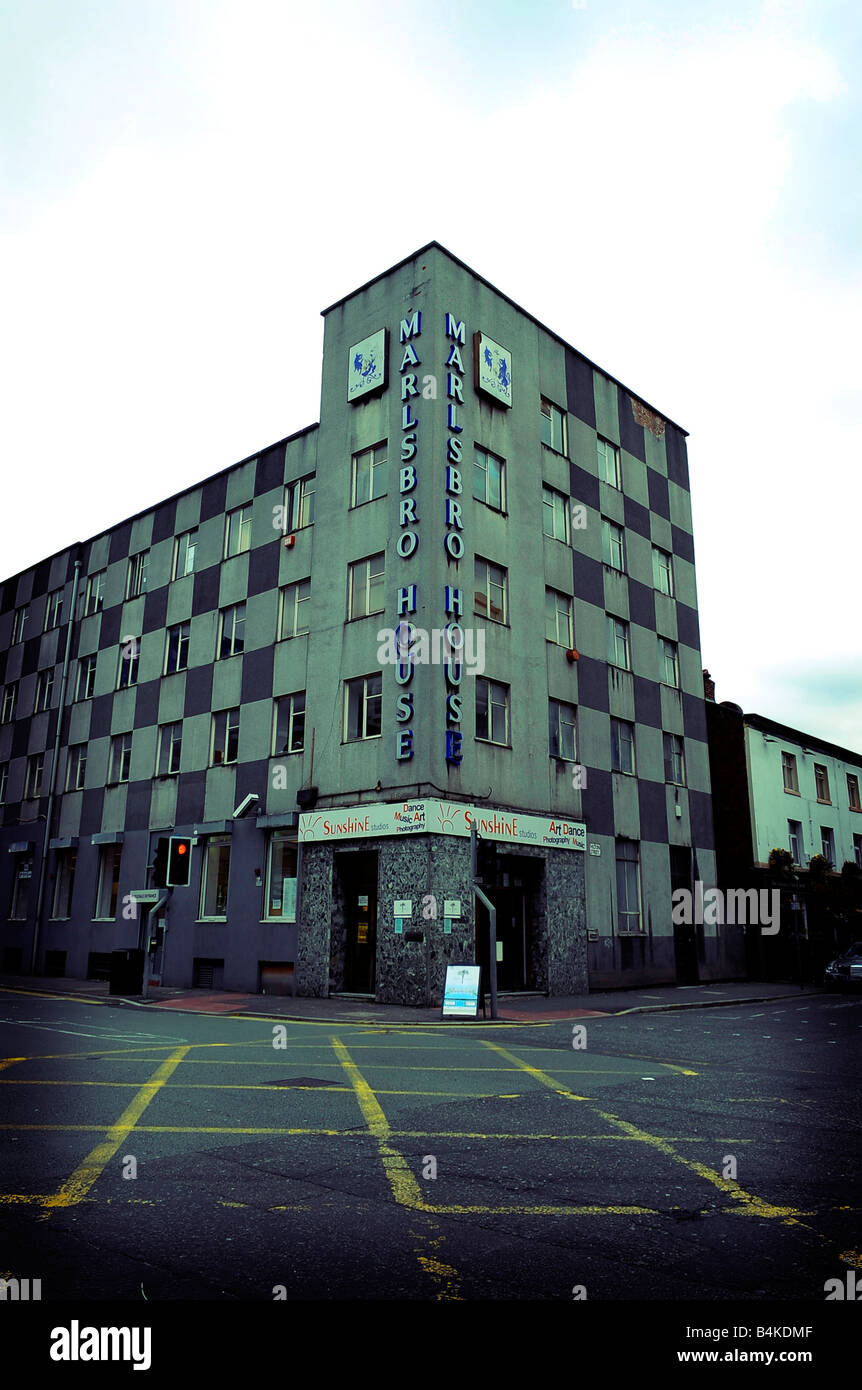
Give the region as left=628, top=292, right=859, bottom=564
left=109, top=949, right=144, bottom=995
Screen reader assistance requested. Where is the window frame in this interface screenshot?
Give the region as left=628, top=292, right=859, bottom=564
left=165, top=622, right=190, bottom=675
left=11, top=607, right=29, bottom=645
left=272, top=692, right=306, bottom=756
left=224, top=505, right=253, bottom=559
left=77, top=654, right=97, bottom=701
left=474, top=556, right=508, bottom=625
left=278, top=579, right=311, bottom=640
left=24, top=754, right=44, bottom=800
left=475, top=677, right=510, bottom=746
left=84, top=571, right=106, bottom=615
left=542, top=486, right=570, bottom=544
left=545, top=587, right=573, bottom=647
left=218, top=604, right=246, bottom=660
left=34, top=668, right=55, bottom=713
left=814, top=763, right=831, bottom=804
left=602, top=517, right=625, bottom=572
left=607, top=615, right=631, bottom=671
left=782, top=751, right=800, bottom=794
left=199, top=836, right=231, bottom=921
left=156, top=722, right=183, bottom=777
left=347, top=553, right=386, bottom=622
left=66, top=743, right=88, bottom=792
left=44, top=588, right=64, bottom=631
left=663, top=731, right=686, bottom=785
left=597, top=436, right=622, bottom=489
left=109, top=732, right=133, bottom=784
left=611, top=718, right=636, bottom=775
left=344, top=674, right=383, bottom=743
left=172, top=528, right=198, bottom=580
left=265, top=833, right=298, bottom=921
left=1, top=681, right=18, bottom=723
left=549, top=698, right=577, bottom=762
left=540, top=397, right=568, bottom=456
left=126, top=551, right=149, bottom=599
left=211, top=708, right=241, bottom=765
left=473, top=445, right=506, bottom=513
left=848, top=773, right=862, bottom=812
left=286, top=475, right=316, bottom=532
left=615, top=839, right=642, bottom=934
left=350, top=441, right=388, bottom=508
left=658, top=636, right=679, bottom=688
left=652, top=546, right=674, bottom=596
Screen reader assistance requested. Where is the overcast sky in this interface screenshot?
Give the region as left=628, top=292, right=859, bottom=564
left=1, top=0, right=859, bottom=749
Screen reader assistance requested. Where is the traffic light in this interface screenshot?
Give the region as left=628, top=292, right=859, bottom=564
left=152, top=837, right=169, bottom=888
left=167, top=836, right=192, bottom=887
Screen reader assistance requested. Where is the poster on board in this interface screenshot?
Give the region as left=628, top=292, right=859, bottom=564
left=442, top=964, right=482, bottom=1019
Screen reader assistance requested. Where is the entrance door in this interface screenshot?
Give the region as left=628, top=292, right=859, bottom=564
left=475, top=859, right=533, bottom=991
left=342, top=853, right=377, bottom=994
left=670, top=846, right=699, bottom=984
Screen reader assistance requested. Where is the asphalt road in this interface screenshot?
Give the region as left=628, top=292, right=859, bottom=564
left=1, top=987, right=860, bottom=1301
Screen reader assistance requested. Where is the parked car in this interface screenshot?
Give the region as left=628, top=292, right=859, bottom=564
left=824, top=942, right=862, bottom=989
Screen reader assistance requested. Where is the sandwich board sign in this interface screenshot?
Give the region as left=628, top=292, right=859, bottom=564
left=442, top=964, right=482, bottom=1019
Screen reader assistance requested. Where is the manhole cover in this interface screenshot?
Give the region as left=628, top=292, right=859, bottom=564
left=267, top=1077, right=340, bottom=1088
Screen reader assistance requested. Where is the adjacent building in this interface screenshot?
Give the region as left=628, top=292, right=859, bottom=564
left=0, top=243, right=722, bottom=1001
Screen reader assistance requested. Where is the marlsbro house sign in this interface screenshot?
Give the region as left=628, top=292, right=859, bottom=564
left=299, top=800, right=586, bottom=851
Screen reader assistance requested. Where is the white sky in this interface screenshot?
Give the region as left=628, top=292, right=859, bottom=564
left=1, top=0, right=860, bottom=748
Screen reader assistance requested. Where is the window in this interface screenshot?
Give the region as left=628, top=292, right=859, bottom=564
left=165, top=622, right=190, bottom=674
left=602, top=518, right=625, bottom=572
left=225, top=505, right=252, bottom=558
left=473, top=446, right=505, bottom=512
left=212, top=708, right=240, bottom=764
left=1, top=682, right=18, bottom=723
left=156, top=722, right=183, bottom=776
left=854, top=834, right=862, bottom=870
left=266, top=834, right=298, bottom=920
left=476, top=677, right=510, bottom=745
left=540, top=397, right=567, bottom=454
left=549, top=699, right=577, bottom=761
left=611, top=718, right=636, bottom=774
left=348, top=553, right=385, bottom=620
left=474, top=557, right=508, bottom=624
left=597, top=437, right=621, bottom=489
left=25, top=755, right=44, bottom=799
left=94, top=845, right=122, bottom=919
left=172, top=529, right=198, bottom=579
left=814, top=763, right=831, bottom=803
left=273, top=693, right=305, bottom=755
left=34, top=669, right=55, bottom=713
left=66, top=744, right=87, bottom=791
left=782, top=751, right=799, bottom=794
left=615, top=839, right=642, bottom=933
left=607, top=615, right=630, bottom=670
left=848, top=774, right=862, bottom=812
left=658, top=636, right=679, bottom=687
left=820, top=826, right=835, bottom=867
left=117, top=641, right=139, bottom=689
left=542, top=486, right=570, bottom=543
left=84, top=571, right=105, bottom=615
left=545, top=588, right=573, bottom=646
left=10, top=859, right=33, bottom=920
left=44, top=588, right=64, bottom=631
left=11, top=607, right=28, bottom=644
left=279, top=579, right=311, bottom=640
left=351, top=441, right=388, bottom=506
left=51, top=850, right=77, bottom=920
left=126, top=552, right=149, bottom=599
left=200, top=837, right=231, bottom=920
left=788, top=820, right=804, bottom=864
left=344, top=674, right=382, bottom=742
left=652, top=547, right=674, bottom=596
left=286, top=475, right=316, bottom=531
left=218, top=604, right=246, bottom=659
left=0, top=764, right=7, bottom=804
left=110, top=733, right=133, bottom=783
left=663, top=732, right=686, bottom=785
left=76, top=655, right=97, bottom=701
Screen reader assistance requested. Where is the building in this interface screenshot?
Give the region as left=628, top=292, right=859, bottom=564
left=705, top=681, right=862, bottom=979
left=0, top=243, right=722, bottom=1001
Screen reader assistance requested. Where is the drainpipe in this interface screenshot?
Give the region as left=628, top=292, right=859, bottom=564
left=30, top=557, right=81, bottom=973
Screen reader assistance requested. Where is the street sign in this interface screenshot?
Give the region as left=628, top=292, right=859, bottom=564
left=130, top=889, right=161, bottom=904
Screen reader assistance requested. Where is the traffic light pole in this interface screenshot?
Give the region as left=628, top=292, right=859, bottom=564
left=470, top=822, right=498, bottom=1021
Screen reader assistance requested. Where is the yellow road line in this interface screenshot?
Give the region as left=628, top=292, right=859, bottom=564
left=0, top=1124, right=754, bottom=1142
left=484, top=1039, right=807, bottom=1227
left=331, top=1036, right=461, bottom=1300
left=41, top=1046, right=189, bottom=1210
left=478, top=1040, right=590, bottom=1099
left=0, top=1058, right=27, bottom=1071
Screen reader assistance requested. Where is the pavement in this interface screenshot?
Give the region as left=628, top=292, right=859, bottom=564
left=0, top=971, right=827, bottom=1024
